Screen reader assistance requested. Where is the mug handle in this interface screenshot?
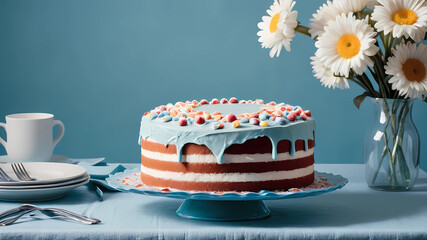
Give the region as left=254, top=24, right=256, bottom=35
left=0, top=122, right=6, bottom=149
left=52, top=120, right=65, bottom=148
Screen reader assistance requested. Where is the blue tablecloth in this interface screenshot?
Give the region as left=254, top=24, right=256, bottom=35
left=1, top=164, right=427, bottom=240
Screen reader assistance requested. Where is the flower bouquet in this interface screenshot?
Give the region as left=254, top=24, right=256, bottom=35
left=257, top=0, right=427, bottom=190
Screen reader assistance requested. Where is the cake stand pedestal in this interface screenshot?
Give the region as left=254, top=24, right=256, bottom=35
left=176, top=199, right=269, bottom=221
left=106, top=169, right=347, bottom=222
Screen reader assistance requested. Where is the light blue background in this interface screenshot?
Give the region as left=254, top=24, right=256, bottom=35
left=0, top=0, right=426, bottom=169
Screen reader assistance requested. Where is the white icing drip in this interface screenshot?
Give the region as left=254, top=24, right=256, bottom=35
left=141, top=148, right=314, bottom=163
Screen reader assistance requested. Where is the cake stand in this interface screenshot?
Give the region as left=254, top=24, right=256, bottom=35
left=106, top=169, right=347, bottom=221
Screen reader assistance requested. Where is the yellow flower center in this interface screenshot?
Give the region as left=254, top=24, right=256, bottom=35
left=392, top=9, right=418, bottom=25
left=269, top=13, right=280, bottom=33
left=336, top=34, right=361, bottom=59
left=403, top=58, right=426, bottom=82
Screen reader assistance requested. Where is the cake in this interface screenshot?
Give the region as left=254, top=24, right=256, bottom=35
left=139, top=98, right=315, bottom=192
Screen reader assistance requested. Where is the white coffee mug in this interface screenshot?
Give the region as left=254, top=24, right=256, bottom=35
left=0, top=113, right=65, bottom=162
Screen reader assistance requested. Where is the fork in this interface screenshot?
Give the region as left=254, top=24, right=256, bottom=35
left=0, top=205, right=101, bottom=226
left=11, top=163, right=37, bottom=181
left=0, top=166, right=16, bottom=182
left=0, top=209, right=35, bottom=226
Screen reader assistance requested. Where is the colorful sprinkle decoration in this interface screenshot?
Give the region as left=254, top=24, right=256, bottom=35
left=161, top=116, right=172, bottom=122
left=212, top=122, right=224, bottom=130
left=260, top=121, right=268, bottom=127
left=146, top=98, right=312, bottom=128
left=250, top=118, right=260, bottom=125
left=178, top=118, right=187, bottom=126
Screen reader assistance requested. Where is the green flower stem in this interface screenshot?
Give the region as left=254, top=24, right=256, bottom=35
left=372, top=54, right=391, bottom=98
left=374, top=100, right=412, bottom=187
left=359, top=10, right=372, bottom=21
left=354, top=73, right=379, bottom=97
left=377, top=42, right=385, bottom=58
left=391, top=100, right=399, bottom=137
left=370, top=20, right=394, bottom=99
left=369, top=101, right=413, bottom=187
left=368, top=66, right=380, bottom=83
left=361, top=73, right=380, bottom=97
left=389, top=101, right=399, bottom=184
left=295, top=25, right=311, bottom=38
left=397, top=144, right=410, bottom=187
left=390, top=101, right=400, bottom=185
left=372, top=100, right=392, bottom=185
left=385, top=34, right=395, bottom=61
left=371, top=117, right=392, bottom=185
left=378, top=78, right=388, bottom=98
left=383, top=33, right=390, bottom=56
left=392, top=101, right=408, bottom=160
left=372, top=61, right=388, bottom=98
left=395, top=102, right=411, bottom=186
left=393, top=91, right=400, bottom=99
left=348, top=78, right=372, bottom=94
left=368, top=66, right=389, bottom=99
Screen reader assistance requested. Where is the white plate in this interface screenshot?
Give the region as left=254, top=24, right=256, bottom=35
left=0, top=173, right=90, bottom=189
left=0, top=162, right=87, bottom=186
left=0, top=177, right=89, bottom=202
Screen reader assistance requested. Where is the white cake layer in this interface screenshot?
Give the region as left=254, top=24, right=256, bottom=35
left=141, top=164, right=314, bottom=182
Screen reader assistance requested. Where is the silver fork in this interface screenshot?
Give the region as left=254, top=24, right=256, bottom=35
left=0, top=166, right=16, bottom=182
left=0, top=209, right=35, bottom=226
left=0, top=205, right=101, bottom=226
left=11, top=163, right=37, bottom=181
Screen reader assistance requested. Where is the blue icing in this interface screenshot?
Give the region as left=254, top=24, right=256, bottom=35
left=267, top=119, right=278, bottom=126
left=139, top=103, right=315, bottom=164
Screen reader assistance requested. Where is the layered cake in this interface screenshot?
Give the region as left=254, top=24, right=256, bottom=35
left=139, top=98, right=315, bottom=192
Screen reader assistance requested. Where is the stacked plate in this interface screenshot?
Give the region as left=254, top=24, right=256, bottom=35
left=0, top=162, right=89, bottom=202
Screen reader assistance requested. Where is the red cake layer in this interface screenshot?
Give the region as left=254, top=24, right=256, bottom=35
left=140, top=137, right=315, bottom=192
left=140, top=137, right=314, bottom=155
left=141, top=155, right=314, bottom=174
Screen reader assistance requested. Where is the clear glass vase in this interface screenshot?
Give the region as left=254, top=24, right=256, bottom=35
left=365, top=98, right=420, bottom=191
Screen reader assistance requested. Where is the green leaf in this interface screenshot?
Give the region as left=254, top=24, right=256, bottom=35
left=353, top=92, right=370, bottom=109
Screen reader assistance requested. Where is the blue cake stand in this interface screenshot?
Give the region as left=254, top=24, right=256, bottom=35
left=106, top=169, right=347, bottom=221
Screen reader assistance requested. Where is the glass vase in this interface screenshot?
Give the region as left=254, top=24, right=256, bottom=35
left=365, top=98, right=420, bottom=191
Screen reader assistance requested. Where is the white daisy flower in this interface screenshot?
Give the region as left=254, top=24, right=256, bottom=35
left=333, top=0, right=370, bottom=13
left=309, top=0, right=370, bottom=39
left=371, top=0, right=427, bottom=42
left=309, top=1, right=341, bottom=39
left=257, top=0, right=298, bottom=58
left=316, top=13, right=379, bottom=78
left=311, top=52, right=350, bottom=89
left=385, top=42, right=427, bottom=99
